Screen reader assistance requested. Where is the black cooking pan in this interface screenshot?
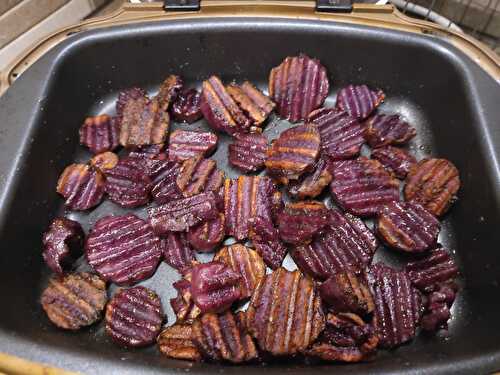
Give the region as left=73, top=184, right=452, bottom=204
left=0, top=1, right=499, bottom=374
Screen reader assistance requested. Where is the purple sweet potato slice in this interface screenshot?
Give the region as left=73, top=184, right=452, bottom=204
left=228, top=133, right=268, bottom=173
left=171, top=88, right=203, bottom=123
left=90, top=151, right=119, bottom=173
left=155, top=75, right=183, bottom=111
left=291, top=209, right=378, bottom=280
left=335, top=84, right=385, bottom=120
left=56, top=163, right=105, bottom=210
left=168, top=130, right=218, bottom=162
left=176, top=155, right=224, bottom=197
left=41, top=272, right=107, bottom=330
left=307, top=107, right=365, bottom=160
left=160, top=232, right=197, bottom=273
left=226, top=81, right=275, bottom=126
left=265, top=123, right=321, bottom=184
left=192, top=310, right=258, bottom=363
left=377, top=201, right=440, bottom=253
left=404, top=158, right=460, bottom=216
left=364, top=114, right=416, bottom=148
left=116, top=87, right=147, bottom=118
left=103, top=157, right=152, bottom=208
left=246, top=268, right=325, bottom=356
left=213, top=244, right=266, bottom=300
left=170, top=272, right=201, bottom=324
left=42, top=217, right=84, bottom=275
left=85, top=214, right=161, bottom=285
left=405, top=247, right=459, bottom=293
left=371, top=146, right=416, bottom=179
left=329, top=157, right=400, bottom=217
left=105, top=286, right=163, bottom=347
left=79, top=114, right=120, bottom=154
left=277, top=200, right=330, bottom=245
left=148, top=192, right=219, bottom=234
left=187, top=213, right=225, bottom=253
left=149, top=159, right=183, bottom=204
left=268, top=54, right=329, bottom=123
left=190, top=261, right=241, bottom=313
left=368, top=263, right=423, bottom=348
left=158, top=323, right=201, bottom=361
left=201, top=75, right=252, bottom=135
left=288, top=158, right=332, bottom=199
left=305, top=313, right=378, bottom=362
left=421, top=283, right=457, bottom=332
left=249, top=216, right=287, bottom=270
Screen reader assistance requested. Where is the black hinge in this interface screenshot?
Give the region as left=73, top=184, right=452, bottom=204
left=316, top=0, right=353, bottom=13
left=163, top=0, right=200, bottom=12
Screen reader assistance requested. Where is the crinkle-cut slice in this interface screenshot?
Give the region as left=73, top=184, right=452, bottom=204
left=265, top=123, right=321, bottom=184
left=214, top=244, right=266, bottom=299
left=90, top=151, right=119, bottom=173
left=329, top=157, right=400, bottom=217
left=104, top=157, right=152, bottom=208
left=404, top=158, right=460, bottom=216
left=171, top=88, right=203, bottom=123
left=307, top=108, right=365, bottom=160
left=364, top=114, right=416, bottom=148
left=42, top=217, right=84, bottom=275
left=246, top=268, right=325, bottom=356
left=190, top=261, right=241, bottom=313
left=158, top=324, right=201, bottom=361
left=291, top=209, right=378, bottom=281
left=288, top=158, right=332, bottom=199
left=41, top=272, right=107, bottom=330
left=377, top=201, right=440, bottom=253
left=421, top=283, right=457, bottom=332
left=128, top=143, right=166, bottom=159
left=85, top=214, right=161, bottom=285
left=116, top=87, right=147, bottom=118
left=226, top=81, right=275, bottom=126
left=148, top=192, right=219, bottom=234
left=405, top=247, right=459, bottom=293
left=268, top=54, right=329, bottom=123
left=306, top=313, right=378, bottom=362
left=223, top=175, right=279, bottom=241
left=201, top=75, right=252, bottom=135
left=168, top=130, right=218, bottom=162
left=277, top=201, right=330, bottom=245
left=192, top=311, right=258, bottom=363
left=79, top=114, right=120, bottom=154
left=170, top=274, right=201, bottom=324
left=368, top=263, right=423, bottom=348
left=119, top=96, right=169, bottom=147
left=187, top=213, right=225, bottom=253
left=228, top=133, right=268, bottom=173
left=249, top=216, right=287, bottom=270
left=335, top=84, right=385, bottom=120
left=371, top=146, right=416, bottom=179
left=320, top=272, right=374, bottom=317
left=149, top=159, right=182, bottom=204
left=161, top=232, right=196, bottom=273
left=176, top=155, right=224, bottom=198
left=56, top=163, right=105, bottom=210
left=155, top=75, right=183, bottom=111
left=105, top=286, right=163, bottom=347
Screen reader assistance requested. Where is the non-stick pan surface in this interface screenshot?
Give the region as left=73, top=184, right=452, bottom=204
left=0, top=17, right=499, bottom=375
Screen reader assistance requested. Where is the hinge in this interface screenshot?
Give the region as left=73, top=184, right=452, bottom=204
left=163, top=0, right=200, bottom=12
left=316, top=0, right=353, bottom=13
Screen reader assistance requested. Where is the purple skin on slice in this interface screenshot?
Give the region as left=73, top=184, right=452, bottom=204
left=116, top=87, right=147, bottom=118
left=171, top=88, right=203, bottom=123
left=250, top=216, right=287, bottom=270
left=268, top=54, right=329, bottom=123
left=85, top=214, right=162, bottom=285
left=335, top=84, right=385, bottom=120
left=104, top=157, right=152, bottom=208
left=42, top=217, right=84, bottom=275
left=160, top=232, right=196, bottom=273
left=405, top=246, right=459, bottom=293
left=148, top=191, right=219, bottom=234
left=168, top=130, right=218, bottom=162
left=364, top=114, right=416, bottom=148
left=105, top=286, right=163, bottom=347
left=56, top=164, right=105, bottom=211
left=377, top=201, right=440, bottom=253
left=371, top=146, right=416, bottom=179
left=187, top=213, right=225, bottom=253
left=368, top=263, right=423, bottom=348
left=307, top=108, right=365, bottom=160
left=228, top=133, right=268, bottom=173
left=190, top=262, right=241, bottom=313
left=291, top=209, right=378, bottom=280
left=149, top=159, right=183, bottom=204
left=79, top=115, right=120, bottom=154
